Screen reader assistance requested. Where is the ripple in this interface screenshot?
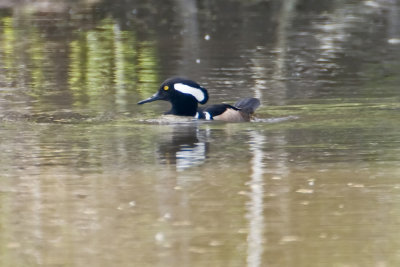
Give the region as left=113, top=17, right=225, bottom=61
left=253, top=115, right=299, bottom=123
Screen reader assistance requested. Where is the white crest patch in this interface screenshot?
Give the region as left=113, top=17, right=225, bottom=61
left=174, top=83, right=205, bottom=102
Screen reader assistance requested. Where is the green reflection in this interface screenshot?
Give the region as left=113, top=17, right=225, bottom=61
left=1, top=9, right=161, bottom=113
left=137, top=41, right=159, bottom=96
left=0, top=12, right=49, bottom=101
left=114, top=27, right=137, bottom=108
left=86, top=19, right=114, bottom=96
left=1, top=16, right=16, bottom=83
left=28, top=22, right=46, bottom=94
left=69, top=35, right=89, bottom=106
left=1, top=10, right=67, bottom=109
left=69, top=17, right=159, bottom=112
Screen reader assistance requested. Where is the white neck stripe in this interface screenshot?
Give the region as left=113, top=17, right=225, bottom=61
left=174, top=83, right=205, bottom=102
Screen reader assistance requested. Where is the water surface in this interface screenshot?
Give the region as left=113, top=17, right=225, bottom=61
left=1, top=0, right=400, bottom=266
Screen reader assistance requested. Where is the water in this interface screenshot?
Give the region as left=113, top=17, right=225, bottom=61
left=1, top=0, right=400, bottom=266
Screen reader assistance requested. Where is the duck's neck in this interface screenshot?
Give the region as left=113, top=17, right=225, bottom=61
left=166, top=94, right=198, bottom=116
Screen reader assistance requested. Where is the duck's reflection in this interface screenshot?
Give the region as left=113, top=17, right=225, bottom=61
left=157, top=125, right=209, bottom=171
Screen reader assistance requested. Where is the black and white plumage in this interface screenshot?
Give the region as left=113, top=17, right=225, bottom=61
left=138, top=77, right=260, bottom=122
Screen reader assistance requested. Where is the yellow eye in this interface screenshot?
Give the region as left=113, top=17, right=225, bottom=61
left=163, top=85, right=169, bottom=91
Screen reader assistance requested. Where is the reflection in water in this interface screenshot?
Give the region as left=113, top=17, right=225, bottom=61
left=174, top=0, right=201, bottom=75
left=270, top=0, right=297, bottom=105
left=69, top=17, right=159, bottom=112
left=0, top=4, right=161, bottom=114
left=246, top=131, right=266, bottom=267
left=157, top=124, right=209, bottom=171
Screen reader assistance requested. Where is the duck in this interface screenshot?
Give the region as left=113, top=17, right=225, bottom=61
left=137, top=77, right=260, bottom=122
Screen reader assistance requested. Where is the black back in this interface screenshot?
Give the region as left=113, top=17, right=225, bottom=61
left=201, top=104, right=239, bottom=117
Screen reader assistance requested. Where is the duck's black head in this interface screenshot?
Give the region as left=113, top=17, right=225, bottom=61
left=138, top=77, right=209, bottom=116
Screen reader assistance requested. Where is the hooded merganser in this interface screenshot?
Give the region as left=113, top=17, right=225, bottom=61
left=137, top=77, right=260, bottom=122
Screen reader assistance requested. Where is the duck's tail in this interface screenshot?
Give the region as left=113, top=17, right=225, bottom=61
left=234, top=98, right=260, bottom=114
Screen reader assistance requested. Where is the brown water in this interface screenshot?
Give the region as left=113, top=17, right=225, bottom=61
left=1, top=0, right=400, bottom=266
